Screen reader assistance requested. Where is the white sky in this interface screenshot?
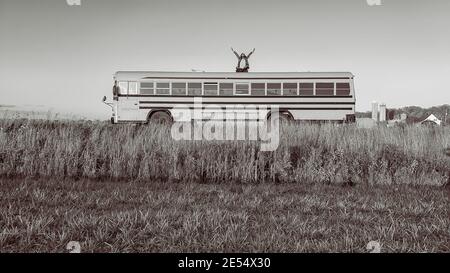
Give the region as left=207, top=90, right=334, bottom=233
left=1, top=0, right=449, bottom=119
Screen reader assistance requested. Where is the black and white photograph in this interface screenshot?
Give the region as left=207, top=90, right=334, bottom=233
left=0, top=0, right=449, bottom=263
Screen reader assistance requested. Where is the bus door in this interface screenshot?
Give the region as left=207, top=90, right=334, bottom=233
left=117, top=81, right=139, bottom=121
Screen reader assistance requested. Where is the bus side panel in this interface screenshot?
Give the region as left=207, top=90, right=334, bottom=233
left=169, top=108, right=270, bottom=122
left=136, top=107, right=151, bottom=122
left=290, top=109, right=354, bottom=121
left=116, top=97, right=141, bottom=122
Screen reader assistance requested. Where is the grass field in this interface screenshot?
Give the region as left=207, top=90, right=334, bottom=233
left=0, top=119, right=449, bottom=252
left=0, top=179, right=448, bottom=253
left=0, top=177, right=450, bottom=252
left=0, top=119, right=449, bottom=185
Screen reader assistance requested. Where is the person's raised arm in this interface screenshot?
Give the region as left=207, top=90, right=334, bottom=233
left=231, top=47, right=240, bottom=58
left=247, top=48, right=255, bottom=58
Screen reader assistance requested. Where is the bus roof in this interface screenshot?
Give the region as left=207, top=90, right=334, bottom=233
left=114, top=71, right=355, bottom=81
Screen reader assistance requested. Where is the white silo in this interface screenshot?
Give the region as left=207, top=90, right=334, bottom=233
left=372, top=102, right=379, bottom=121
left=379, top=103, right=386, bottom=122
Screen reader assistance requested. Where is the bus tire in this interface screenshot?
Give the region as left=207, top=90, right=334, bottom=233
left=148, top=111, right=173, bottom=125
left=267, top=111, right=293, bottom=125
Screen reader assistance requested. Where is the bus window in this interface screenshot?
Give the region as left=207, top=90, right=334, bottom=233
left=336, top=83, right=351, bottom=96
left=283, top=83, right=297, bottom=96
left=140, top=82, right=154, bottom=95
left=316, top=83, right=334, bottom=96
left=128, top=82, right=138, bottom=95
left=188, top=83, right=202, bottom=96
left=156, top=82, right=170, bottom=95
left=299, top=83, right=313, bottom=96
left=235, top=83, right=249, bottom=95
left=251, top=83, right=265, bottom=96
left=172, top=83, right=187, bottom=96
left=219, top=83, right=233, bottom=96
left=204, top=83, right=219, bottom=96
left=267, top=83, right=281, bottom=96
left=118, top=81, right=128, bottom=95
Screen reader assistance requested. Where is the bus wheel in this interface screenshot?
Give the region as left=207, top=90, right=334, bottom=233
left=149, top=111, right=173, bottom=125
left=279, top=113, right=293, bottom=124
left=268, top=112, right=293, bottom=125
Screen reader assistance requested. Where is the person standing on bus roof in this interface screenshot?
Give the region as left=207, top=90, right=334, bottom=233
left=231, top=47, right=255, bottom=73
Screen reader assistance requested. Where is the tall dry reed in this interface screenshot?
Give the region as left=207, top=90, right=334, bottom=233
left=0, top=119, right=448, bottom=186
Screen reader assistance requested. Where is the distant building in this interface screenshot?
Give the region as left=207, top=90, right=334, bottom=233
left=387, top=113, right=408, bottom=127
left=372, top=102, right=379, bottom=121
left=420, top=114, right=442, bottom=126
left=357, top=118, right=377, bottom=128
left=379, top=103, right=386, bottom=122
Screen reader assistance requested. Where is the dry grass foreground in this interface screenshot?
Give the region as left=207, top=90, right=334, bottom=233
left=0, top=119, right=449, bottom=252
left=0, top=119, right=449, bottom=185
left=0, top=179, right=448, bottom=253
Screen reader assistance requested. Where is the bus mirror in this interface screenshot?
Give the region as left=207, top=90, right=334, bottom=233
left=102, top=96, right=107, bottom=102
